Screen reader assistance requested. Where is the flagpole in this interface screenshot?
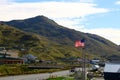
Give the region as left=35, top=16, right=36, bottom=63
left=81, top=47, right=86, bottom=80
left=81, top=48, right=84, bottom=80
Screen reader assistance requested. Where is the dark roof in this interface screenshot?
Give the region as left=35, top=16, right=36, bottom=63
left=0, top=57, right=23, bottom=60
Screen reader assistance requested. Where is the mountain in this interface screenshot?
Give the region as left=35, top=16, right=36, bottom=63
left=3, top=15, right=120, bottom=60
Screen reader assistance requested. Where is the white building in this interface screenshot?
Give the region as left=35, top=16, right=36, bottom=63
left=104, top=62, right=120, bottom=80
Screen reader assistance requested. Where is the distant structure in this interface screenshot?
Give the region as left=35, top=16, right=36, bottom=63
left=90, top=59, right=100, bottom=64
left=0, top=56, right=23, bottom=64
left=0, top=47, right=23, bottom=64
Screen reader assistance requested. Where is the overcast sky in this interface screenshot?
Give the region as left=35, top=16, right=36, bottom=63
left=0, top=0, right=120, bottom=45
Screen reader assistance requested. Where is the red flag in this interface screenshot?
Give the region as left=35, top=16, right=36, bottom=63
left=75, top=39, right=85, bottom=48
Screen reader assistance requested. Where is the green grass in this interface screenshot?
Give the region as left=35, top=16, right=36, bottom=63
left=47, top=76, right=74, bottom=80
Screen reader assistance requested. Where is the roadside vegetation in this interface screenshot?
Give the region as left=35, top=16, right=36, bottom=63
left=0, top=64, right=62, bottom=76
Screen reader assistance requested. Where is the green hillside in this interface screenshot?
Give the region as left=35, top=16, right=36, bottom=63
left=0, top=23, right=90, bottom=62
left=0, top=23, right=40, bottom=48
left=2, top=15, right=120, bottom=60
